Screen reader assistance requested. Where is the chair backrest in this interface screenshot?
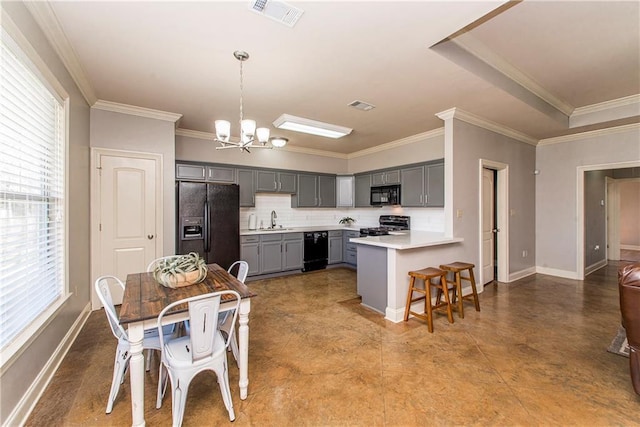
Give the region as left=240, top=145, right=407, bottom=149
left=95, top=275, right=128, bottom=341
left=157, top=290, right=241, bottom=362
left=227, top=261, right=249, bottom=283
left=146, top=255, right=182, bottom=273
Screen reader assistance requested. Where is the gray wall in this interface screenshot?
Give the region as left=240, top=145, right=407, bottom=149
left=90, top=109, right=177, bottom=255
left=176, top=134, right=348, bottom=174
left=0, top=2, right=91, bottom=424
left=450, top=119, right=537, bottom=279
left=584, top=170, right=608, bottom=269
left=536, top=126, right=640, bottom=276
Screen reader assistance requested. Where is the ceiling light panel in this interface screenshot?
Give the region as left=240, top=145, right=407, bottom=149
left=273, top=114, right=352, bottom=139
left=249, top=0, right=304, bottom=28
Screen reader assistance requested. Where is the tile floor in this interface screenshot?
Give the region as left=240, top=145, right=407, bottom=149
left=27, top=262, right=640, bottom=426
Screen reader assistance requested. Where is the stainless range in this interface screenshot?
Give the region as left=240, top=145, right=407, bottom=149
left=360, top=215, right=410, bottom=237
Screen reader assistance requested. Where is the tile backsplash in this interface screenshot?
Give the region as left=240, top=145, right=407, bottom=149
left=240, top=193, right=444, bottom=231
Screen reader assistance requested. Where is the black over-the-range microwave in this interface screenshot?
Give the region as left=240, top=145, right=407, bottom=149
left=370, top=184, right=401, bottom=206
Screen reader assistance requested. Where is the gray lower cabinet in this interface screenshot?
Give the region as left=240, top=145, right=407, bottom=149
left=237, top=169, right=255, bottom=207
left=240, top=235, right=260, bottom=276
left=283, top=233, right=304, bottom=270
left=260, top=234, right=283, bottom=274
left=354, top=174, right=371, bottom=207
left=244, top=232, right=304, bottom=276
left=328, top=230, right=343, bottom=264
left=343, top=230, right=359, bottom=265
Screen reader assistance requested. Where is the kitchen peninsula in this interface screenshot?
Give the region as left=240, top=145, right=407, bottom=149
left=350, top=231, right=463, bottom=322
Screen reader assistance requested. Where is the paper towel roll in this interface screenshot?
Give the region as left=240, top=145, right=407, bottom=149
left=248, top=214, right=257, bottom=230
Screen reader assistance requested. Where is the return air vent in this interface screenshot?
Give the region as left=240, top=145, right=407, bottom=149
left=249, top=0, right=304, bottom=28
left=348, top=100, right=376, bottom=111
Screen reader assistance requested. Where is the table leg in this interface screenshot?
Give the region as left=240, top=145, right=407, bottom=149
left=238, top=299, right=251, bottom=400
left=128, top=322, right=146, bottom=427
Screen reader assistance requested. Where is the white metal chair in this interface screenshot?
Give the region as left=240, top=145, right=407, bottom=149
left=220, top=261, right=249, bottom=364
left=94, top=275, right=175, bottom=414
left=156, top=290, right=241, bottom=425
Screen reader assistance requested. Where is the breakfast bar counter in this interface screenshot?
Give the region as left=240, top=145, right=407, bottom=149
left=350, top=231, right=463, bottom=322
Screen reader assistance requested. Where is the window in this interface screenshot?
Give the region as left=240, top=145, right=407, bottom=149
left=0, top=26, right=67, bottom=356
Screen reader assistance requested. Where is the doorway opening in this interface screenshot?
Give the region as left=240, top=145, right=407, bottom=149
left=479, top=159, right=509, bottom=287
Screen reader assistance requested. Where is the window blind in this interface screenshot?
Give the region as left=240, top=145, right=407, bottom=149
left=0, top=30, right=66, bottom=350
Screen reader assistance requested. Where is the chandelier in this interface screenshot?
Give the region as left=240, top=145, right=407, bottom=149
left=214, top=51, right=288, bottom=152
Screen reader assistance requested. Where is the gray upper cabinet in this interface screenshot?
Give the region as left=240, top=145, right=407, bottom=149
left=371, top=169, right=400, bottom=186
left=318, top=175, right=336, bottom=207
left=425, top=162, right=444, bottom=207
left=295, top=174, right=318, bottom=207
left=293, top=174, right=336, bottom=207
left=176, top=164, right=206, bottom=180
left=206, top=166, right=235, bottom=183
left=354, top=174, right=372, bottom=207
left=400, top=166, right=425, bottom=207
left=400, top=160, right=444, bottom=207
left=256, top=170, right=297, bottom=193
left=237, top=169, right=256, bottom=207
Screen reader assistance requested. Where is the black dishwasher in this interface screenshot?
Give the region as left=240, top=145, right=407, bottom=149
left=303, top=231, right=328, bottom=272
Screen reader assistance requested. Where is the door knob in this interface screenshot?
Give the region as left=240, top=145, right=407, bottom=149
left=492, top=229, right=499, bottom=233
left=147, top=234, right=154, bottom=239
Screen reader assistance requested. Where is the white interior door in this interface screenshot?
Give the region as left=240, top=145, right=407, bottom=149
left=94, top=153, right=159, bottom=306
left=482, top=168, right=495, bottom=284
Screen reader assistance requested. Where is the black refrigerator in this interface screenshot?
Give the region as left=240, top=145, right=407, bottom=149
left=176, top=181, right=239, bottom=271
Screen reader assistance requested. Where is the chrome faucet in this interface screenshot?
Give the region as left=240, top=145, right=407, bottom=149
left=270, top=210, right=277, bottom=228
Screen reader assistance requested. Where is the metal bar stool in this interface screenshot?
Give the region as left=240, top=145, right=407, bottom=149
left=438, top=262, right=480, bottom=318
left=404, top=267, right=454, bottom=332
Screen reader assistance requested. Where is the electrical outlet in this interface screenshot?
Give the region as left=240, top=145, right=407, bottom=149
left=522, top=250, right=528, bottom=257
left=456, top=209, right=463, bottom=218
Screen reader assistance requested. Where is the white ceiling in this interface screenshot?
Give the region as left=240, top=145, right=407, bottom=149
left=40, top=0, right=640, bottom=154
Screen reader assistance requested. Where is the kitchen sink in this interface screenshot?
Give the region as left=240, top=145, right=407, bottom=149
left=260, top=228, right=294, bottom=231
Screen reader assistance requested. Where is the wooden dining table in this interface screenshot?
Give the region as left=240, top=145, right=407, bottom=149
left=120, top=263, right=256, bottom=427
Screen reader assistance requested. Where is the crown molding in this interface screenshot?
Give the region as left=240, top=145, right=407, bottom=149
left=23, top=1, right=97, bottom=106
left=93, top=100, right=182, bottom=122
left=347, top=128, right=445, bottom=159
left=537, top=122, right=640, bottom=146
left=436, top=107, right=538, bottom=146
left=175, top=128, right=349, bottom=159
left=450, top=34, right=574, bottom=117
left=572, top=94, right=640, bottom=117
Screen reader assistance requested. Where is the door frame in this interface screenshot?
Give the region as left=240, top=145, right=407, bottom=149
left=90, top=148, right=163, bottom=310
left=606, top=177, right=620, bottom=261
left=479, top=159, right=509, bottom=286
left=576, top=160, right=640, bottom=279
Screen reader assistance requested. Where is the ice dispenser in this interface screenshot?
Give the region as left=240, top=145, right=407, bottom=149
left=181, top=217, right=203, bottom=240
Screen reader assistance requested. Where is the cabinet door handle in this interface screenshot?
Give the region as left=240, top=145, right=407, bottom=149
left=419, top=194, right=423, bottom=203
left=425, top=194, right=428, bottom=204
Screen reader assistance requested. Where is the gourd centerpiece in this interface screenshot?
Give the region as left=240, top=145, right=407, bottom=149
left=153, top=252, right=207, bottom=288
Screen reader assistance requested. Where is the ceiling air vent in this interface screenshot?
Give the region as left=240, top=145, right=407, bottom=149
left=249, top=0, right=304, bottom=28
left=348, top=100, right=376, bottom=111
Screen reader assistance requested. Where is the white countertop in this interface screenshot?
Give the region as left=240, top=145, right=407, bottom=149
left=240, top=225, right=362, bottom=236
left=349, top=231, right=463, bottom=250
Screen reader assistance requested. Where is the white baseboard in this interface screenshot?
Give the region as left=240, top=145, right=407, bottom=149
left=535, top=266, right=582, bottom=280
left=508, top=267, right=536, bottom=282
left=621, top=245, right=640, bottom=251
left=585, top=259, right=608, bottom=276
left=385, top=306, right=405, bottom=323
left=4, top=303, right=91, bottom=427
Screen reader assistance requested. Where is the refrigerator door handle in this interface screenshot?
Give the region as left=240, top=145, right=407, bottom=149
left=203, top=200, right=210, bottom=253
